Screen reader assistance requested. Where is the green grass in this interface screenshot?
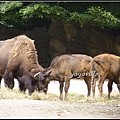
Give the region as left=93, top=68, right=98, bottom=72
left=0, top=87, right=119, bottom=104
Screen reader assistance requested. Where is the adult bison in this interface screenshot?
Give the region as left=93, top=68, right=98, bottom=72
left=34, top=54, right=93, bottom=100
left=91, top=53, right=120, bottom=98
left=0, top=35, right=45, bottom=94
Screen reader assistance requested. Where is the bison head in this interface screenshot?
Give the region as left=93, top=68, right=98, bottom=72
left=33, top=71, right=51, bottom=94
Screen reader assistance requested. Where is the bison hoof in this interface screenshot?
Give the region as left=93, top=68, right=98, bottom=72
left=64, top=97, right=68, bottom=101
left=29, top=92, right=33, bottom=96
left=108, top=95, right=110, bottom=99
left=59, top=97, right=63, bottom=101
left=44, top=91, right=47, bottom=94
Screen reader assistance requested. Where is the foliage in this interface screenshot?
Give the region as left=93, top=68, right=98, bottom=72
left=85, top=6, right=120, bottom=27
left=0, top=1, right=119, bottom=29
left=0, top=1, right=23, bottom=27
left=19, top=2, right=70, bottom=22
left=0, top=1, right=22, bottom=13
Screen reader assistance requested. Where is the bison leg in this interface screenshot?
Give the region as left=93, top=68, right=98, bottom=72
left=117, top=84, right=120, bottom=99
left=84, top=76, right=91, bottom=97
left=91, top=76, right=97, bottom=98
left=117, top=84, right=120, bottom=94
left=97, top=78, right=104, bottom=97
left=4, top=71, right=14, bottom=89
left=0, top=76, right=2, bottom=88
left=107, top=80, right=113, bottom=99
left=116, top=78, right=120, bottom=96
left=19, top=82, right=26, bottom=93
left=59, top=81, right=64, bottom=100
left=64, top=77, right=70, bottom=100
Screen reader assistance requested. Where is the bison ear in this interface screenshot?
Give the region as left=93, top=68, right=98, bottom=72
left=44, top=71, right=52, bottom=77
left=48, top=71, right=52, bottom=76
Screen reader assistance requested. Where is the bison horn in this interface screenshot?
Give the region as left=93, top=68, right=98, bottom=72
left=34, top=72, right=41, bottom=78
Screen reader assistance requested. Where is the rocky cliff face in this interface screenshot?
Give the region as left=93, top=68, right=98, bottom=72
left=49, top=21, right=120, bottom=60
left=0, top=22, right=120, bottom=67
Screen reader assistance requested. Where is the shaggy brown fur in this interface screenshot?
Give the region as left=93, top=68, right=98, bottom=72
left=0, top=35, right=44, bottom=89
left=34, top=54, right=93, bottom=100
left=91, top=53, right=120, bottom=98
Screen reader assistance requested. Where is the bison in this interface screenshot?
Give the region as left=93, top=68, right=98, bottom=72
left=17, top=75, right=49, bottom=95
left=34, top=54, right=93, bottom=100
left=0, top=35, right=45, bottom=95
left=91, top=53, right=120, bottom=98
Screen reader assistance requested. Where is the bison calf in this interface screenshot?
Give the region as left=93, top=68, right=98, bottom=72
left=34, top=54, right=92, bottom=100
left=91, top=53, right=120, bottom=98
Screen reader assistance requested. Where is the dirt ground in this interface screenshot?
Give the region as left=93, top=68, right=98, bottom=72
left=0, top=79, right=120, bottom=119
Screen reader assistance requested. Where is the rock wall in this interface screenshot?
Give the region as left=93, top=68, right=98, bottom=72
left=49, top=21, right=120, bottom=60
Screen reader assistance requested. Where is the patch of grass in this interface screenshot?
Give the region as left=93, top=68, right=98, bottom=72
left=68, top=93, right=93, bottom=103
left=0, top=87, right=119, bottom=104
left=85, top=93, right=120, bottom=104
left=30, top=91, right=61, bottom=101
left=0, top=87, right=29, bottom=99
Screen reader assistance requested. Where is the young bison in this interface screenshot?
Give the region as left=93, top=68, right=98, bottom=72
left=34, top=54, right=93, bottom=100
left=91, top=53, right=120, bottom=98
